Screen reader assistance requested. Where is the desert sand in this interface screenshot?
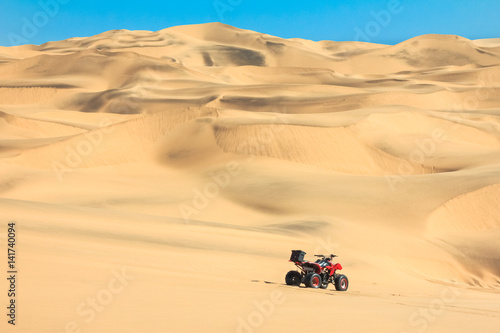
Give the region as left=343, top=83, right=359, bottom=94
left=1, top=23, right=500, bottom=332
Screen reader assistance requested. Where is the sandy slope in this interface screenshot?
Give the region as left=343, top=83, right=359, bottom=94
left=1, top=23, right=500, bottom=333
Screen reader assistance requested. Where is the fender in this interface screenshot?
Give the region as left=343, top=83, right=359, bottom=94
left=321, top=262, right=342, bottom=276
left=330, top=263, right=342, bottom=276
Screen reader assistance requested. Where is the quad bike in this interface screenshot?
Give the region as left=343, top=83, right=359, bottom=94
left=285, top=250, right=348, bottom=291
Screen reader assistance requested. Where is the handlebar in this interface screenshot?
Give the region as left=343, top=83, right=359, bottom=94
left=314, top=254, right=338, bottom=258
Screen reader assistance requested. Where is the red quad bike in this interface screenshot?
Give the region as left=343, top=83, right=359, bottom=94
left=285, top=250, right=348, bottom=291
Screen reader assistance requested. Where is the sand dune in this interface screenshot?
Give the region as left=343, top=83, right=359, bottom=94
left=427, top=184, right=500, bottom=285
left=1, top=23, right=500, bottom=333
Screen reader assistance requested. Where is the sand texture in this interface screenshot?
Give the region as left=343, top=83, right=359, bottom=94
left=1, top=23, right=500, bottom=332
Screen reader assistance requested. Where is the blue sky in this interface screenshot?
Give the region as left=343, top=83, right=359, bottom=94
left=1, top=0, right=500, bottom=46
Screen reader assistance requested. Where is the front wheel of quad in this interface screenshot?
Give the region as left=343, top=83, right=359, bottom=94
left=320, top=278, right=329, bottom=289
left=285, top=271, right=302, bottom=286
left=305, top=273, right=322, bottom=289
left=334, top=274, right=349, bottom=291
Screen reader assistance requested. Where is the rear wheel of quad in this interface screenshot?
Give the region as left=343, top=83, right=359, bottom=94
left=305, top=273, right=322, bottom=289
left=285, top=271, right=302, bottom=286
left=334, top=274, right=349, bottom=291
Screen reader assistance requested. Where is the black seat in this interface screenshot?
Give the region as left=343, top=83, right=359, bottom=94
left=315, top=259, right=329, bottom=267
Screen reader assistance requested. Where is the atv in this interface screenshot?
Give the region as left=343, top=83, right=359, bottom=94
left=285, top=250, right=348, bottom=291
